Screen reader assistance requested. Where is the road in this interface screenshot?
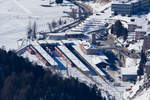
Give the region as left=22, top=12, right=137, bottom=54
left=43, top=1, right=93, bottom=33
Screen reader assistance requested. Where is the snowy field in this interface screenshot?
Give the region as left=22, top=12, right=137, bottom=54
left=0, top=0, right=77, bottom=49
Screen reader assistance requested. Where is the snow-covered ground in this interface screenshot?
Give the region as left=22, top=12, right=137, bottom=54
left=123, top=79, right=145, bottom=100
left=127, top=40, right=144, bottom=53
left=84, top=1, right=112, bottom=13
left=22, top=50, right=45, bottom=66
left=0, top=0, right=76, bottom=49
left=133, top=86, right=150, bottom=100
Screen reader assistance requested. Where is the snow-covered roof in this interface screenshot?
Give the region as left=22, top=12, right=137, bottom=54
left=135, top=27, right=147, bottom=32
left=145, top=61, right=150, bottom=66
left=129, top=18, right=148, bottom=26
left=73, top=44, right=105, bottom=76
left=81, top=40, right=99, bottom=49
left=32, top=41, right=58, bottom=66
left=91, top=55, right=108, bottom=65
left=125, top=57, right=140, bottom=68
left=147, top=54, right=150, bottom=61
left=58, top=42, right=89, bottom=72
left=144, top=32, right=150, bottom=37
left=127, top=40, right=143, bottom=52
left=121, top=67, right=138, bottom=75
left=113, top=0, right=141, bottom=4
left=133, top=85, right=150, bottom=100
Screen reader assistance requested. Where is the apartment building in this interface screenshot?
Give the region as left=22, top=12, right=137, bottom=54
left=111, top=0, right=150, bottom=15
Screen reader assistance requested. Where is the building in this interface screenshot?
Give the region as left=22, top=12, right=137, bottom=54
left=141, top=0, right=150, bottom=11
left=127, top=19, right=148, bottom=40
left=111, top=3, right=133, bottom=15
left=143, top=33, right=150, bottom=52
left=143, top=51, right=150, bottom=86
left=128, top=23, right=142, bottom=32
left=121, top=67, right=138, bottom=81
left=80, top=43, right=100, bottom=55
left=111, top=0, right=150, bottom=15
left=135, top=28, right=147, bottom=40
left=132, top=1, right=140, bottom=14
left=144, top=61, right=150, bottom=77
left=79, top=41, right=101, bottom=55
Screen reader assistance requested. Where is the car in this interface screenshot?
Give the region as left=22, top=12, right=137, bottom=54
left=106, top=75, right=115, bottom=82
left=113, top=83, right=121, bottom=87
left=101, top=11, right=104, bottom=13
left=96, top=13, right=100, bottom=16
left=109, top=78, right=115, bottom=82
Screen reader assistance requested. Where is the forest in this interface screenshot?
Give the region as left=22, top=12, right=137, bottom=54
left=0, top=49, right=105, bottom=100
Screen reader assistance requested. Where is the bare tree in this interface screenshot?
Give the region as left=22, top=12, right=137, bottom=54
left=58, top=18, right=62, bottom=26
left=70, top=8, right=78, bottom=20
left=48, top=23, right=52, bottom=32
left=51, top=20, right=57, bottom=29
left=32, top=21, right=37, bottom=40
left=27, top=21, right=32, bottom=40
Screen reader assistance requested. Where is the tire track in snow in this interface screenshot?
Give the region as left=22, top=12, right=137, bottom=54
left=12, top=0, right=32, bottom=14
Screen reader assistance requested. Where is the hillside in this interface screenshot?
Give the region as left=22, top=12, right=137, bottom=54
left=0, top=48, right=105, bottom=100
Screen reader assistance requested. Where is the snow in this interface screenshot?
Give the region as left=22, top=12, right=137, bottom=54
left=14, top=1, right=131, bottom=99
left=73, top=43, right=106, bottom=76
left=32, top=41, right=57, bottom=66
left=22, top=50, right=45, bottom=66
left=3, top=0, right=150, bottom=99
left=145, top=61, right=150, bottom=66
left=127, top=40, right=144, bottom=52
left=125, top=57, right=140, bottom=68
left=134, top=88, right=150, bottom=100
left=85, top=1, right=112, bottom=13
left=58, top=42, right=89, bottom=72
left=0, top=0, right=77, bottom=49
left=121, top=67, right=138, bottom=75
left=147, top=54, right=150, bottom=61
left=123, top=79, right=145, bottom=99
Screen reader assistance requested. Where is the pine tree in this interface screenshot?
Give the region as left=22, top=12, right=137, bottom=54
left=137, top=50, right=146, bottom=76
left=111, top=20, right=128, bottom=40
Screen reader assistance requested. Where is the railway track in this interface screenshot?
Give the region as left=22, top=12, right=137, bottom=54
left=60, top=40, right=122, bottom=99
left=42, top=0, right=93, bottom=33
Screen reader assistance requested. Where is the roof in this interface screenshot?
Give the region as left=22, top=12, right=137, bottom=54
left=121, top=67, right=138, bottom=75
left=147, top=54, right=150, bottom=61
left=113, top=0, right=140, bottom=4
left=145, top=61, right=150, bottom=66
left=144, top=33, right=150, bottom=37
left=80, top=40, right=99, bottom=49
left=125, top=57, right=140, bottom=67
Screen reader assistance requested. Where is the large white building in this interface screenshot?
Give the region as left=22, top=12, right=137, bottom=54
left=111, top=0, right=150, bottom=15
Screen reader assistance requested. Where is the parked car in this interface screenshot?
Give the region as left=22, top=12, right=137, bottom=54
left=113, top=83, right=121, bottom=87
